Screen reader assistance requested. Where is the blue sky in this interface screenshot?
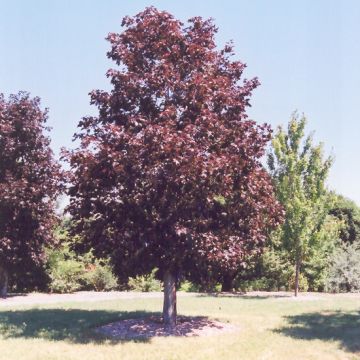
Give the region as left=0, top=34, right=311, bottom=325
left=1, top=1, right=359, bottom=204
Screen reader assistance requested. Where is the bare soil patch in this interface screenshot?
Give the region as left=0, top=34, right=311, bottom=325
left=95, top=315, right=238, bottom=339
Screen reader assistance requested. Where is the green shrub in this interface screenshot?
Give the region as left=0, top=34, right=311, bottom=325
left=236, top=278, right=279, bottom=292
left=128, top=269, right=162, bottom=292
left=47, top=258, right=85, bottom=293
left=325, top=241, right=360, bottom=293
left=45, top=242, right=83, bottom=293
left=235, top=274, right=309, bottom=292
left=179, top=280, right=200, bottom=292
left=84, top=260, right=118, bottom=291
left=245, top=248, right=293, bottom=291
left=288, top=273, right=309, bottom=292
left=45, top=241, right=118, bottom=293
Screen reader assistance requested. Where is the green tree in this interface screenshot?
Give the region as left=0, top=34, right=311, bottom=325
left=329, top=194, right=360, bottom=244
left=268, top=113, right=334, bottom=296
left=326, top=240, right=360, bottom=292
left=301, top=215, right=341, bottom=291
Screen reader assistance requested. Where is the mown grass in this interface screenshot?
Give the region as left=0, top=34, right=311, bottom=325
left=0, top=293, right=359, bottom=359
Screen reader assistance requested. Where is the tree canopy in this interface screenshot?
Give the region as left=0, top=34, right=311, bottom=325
left=268, top=113, right=334, bottom=295
left=0, top=92, right=62, bottom=296
left=66, top=7, right=282, bottom=324
left=329, top=194, right=360, bottom=244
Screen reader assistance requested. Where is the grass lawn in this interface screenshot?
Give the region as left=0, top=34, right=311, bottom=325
left=0, top=292, right=359, bottom=360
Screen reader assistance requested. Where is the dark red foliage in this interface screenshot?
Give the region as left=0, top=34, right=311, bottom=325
left=66, top=7, right=282, bottom=279
left=0, top=92, right=62, bottom=272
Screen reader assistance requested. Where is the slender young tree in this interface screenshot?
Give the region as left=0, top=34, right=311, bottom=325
left=0, top=92, right=62, bottom=297
left=268, top=113, right=333, bottom=296
left=67, top=7, right=282, bottom=326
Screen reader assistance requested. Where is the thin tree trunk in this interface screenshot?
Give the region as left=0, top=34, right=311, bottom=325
left=221, top=272, right=234, bottom=292
left=294, top=259, right=300, bottom=297
left=0, top=265, right=8, bottom=298
left=163, top=270, right=177, bottom=328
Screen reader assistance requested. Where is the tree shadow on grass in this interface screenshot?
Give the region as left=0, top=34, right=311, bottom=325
left=198, top=292, right=291, bottom=300
left=274, top=310, right=360, bottom=353
left=1, top=293, right=28, bottom=299
left=0, top=308, right=159, bottom=344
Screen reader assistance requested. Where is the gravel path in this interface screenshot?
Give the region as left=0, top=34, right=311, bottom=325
left=0, top=291, right=169, bottom=307
left=0, top=290, right=358, bottom=307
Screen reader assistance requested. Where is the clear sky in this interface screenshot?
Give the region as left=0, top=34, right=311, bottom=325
left=1, top=1, right=359, bottom=204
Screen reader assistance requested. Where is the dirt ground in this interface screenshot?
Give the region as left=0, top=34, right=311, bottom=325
left=95, top=315, right=239, bottom=339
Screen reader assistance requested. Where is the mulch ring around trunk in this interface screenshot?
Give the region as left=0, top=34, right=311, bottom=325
left=95, top=315, right=238, bottom=339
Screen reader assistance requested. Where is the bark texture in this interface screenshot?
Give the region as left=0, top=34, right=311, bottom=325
left=0, top=265, right=8, bottom=298
left=221, top=273, right=234, bottom=292
left=294, top=259, right=300, bottom=297
left=163, top=270, right=177, bottom=327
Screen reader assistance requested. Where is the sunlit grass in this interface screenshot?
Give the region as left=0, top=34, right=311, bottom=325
left=0, top=293, right=359, bottom=359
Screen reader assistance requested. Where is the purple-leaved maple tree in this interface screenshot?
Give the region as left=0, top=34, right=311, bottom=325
left=0, top=92, right=62, bottom=297
left=66, top=7, right=282, bottom=327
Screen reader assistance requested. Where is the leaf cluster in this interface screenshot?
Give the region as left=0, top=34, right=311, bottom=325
left=66, top=8, right=283, bottom=278
left=0, top=92, right=63, bottom=272
left=268, top=113, right=334, bottom=262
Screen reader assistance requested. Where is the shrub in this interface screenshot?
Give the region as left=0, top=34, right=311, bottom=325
left=179, top=280, right=200, bottom=292
left=128, top=269, right=162, bottom=292
left=47, top=258, right=85, bottom=293
left=235, top=278, right=279, bottom=292
left=84, top=260, right=118, bottom=291
left=45, top=241, right=118, bottom=293
left=325, top=241, right=360, bottom=292
left=288, top=272, right=309, bottom=292
left=243, top=248, right=293, bottom=291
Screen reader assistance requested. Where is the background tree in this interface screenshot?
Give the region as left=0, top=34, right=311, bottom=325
left=268, top=113, right=334, bottom=296
left=66, top=7, right=282, bottom=326
left=329, top=194, right=360, bottom=244
left=0, top=92, right=62, bottom=297
left=325, top=239, right=360, bottom=293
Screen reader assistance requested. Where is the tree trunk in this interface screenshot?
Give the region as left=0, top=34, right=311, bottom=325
left=0, top=265, right=8, bottom=298
left=221, top=273, right=234, bottom=292
left=163, top=270, right=177, bottom=328
left=294, top=259, right=300, bottom=297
